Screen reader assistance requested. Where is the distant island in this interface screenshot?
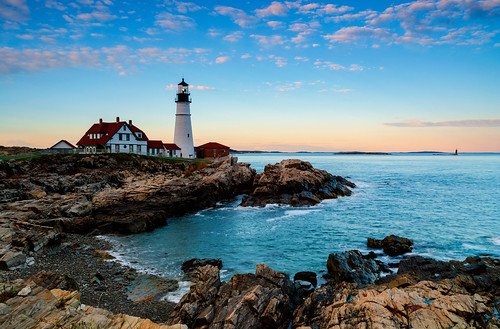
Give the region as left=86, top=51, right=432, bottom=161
left=335, top=151, right=391, bottom=155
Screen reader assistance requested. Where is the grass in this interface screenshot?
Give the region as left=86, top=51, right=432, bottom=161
left=0, top=154, right=44, bottom=161
left=0, top=284, right=18, bottom=303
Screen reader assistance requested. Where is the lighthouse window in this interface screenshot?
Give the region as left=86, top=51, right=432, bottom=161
left=187, top=133, right=190, bottom=138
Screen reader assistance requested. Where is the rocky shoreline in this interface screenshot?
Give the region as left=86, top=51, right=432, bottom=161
left=1, top=153, right=499, bottom=328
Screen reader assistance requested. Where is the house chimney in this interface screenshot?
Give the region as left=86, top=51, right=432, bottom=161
left=129, top=120, right=132, bottom=125
left=116, top=116, right=120, bottom=122
left=99, top=118, right=103, bottom=124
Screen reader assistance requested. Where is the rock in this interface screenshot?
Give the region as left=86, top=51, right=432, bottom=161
left=168, top=264, right=300, bottom=329
left=28, top=271, right=79, bottom=291
left=294, top=271, right=317, bottom=287
left=326, top=250, right=381, bottom=286
left=127, top=274, right=179, bottom=302
left=0, top=275, right=186, bottom=329
left=240, top=159, right=354, bottom=207
left=0, top=250, right=26, bottom=270
left=367, top=235, right=414, bottom=256
left=181, top=258, right=222, bottom=275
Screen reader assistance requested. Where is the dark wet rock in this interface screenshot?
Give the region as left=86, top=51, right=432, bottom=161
left=127, top=273, right=179, bottom=302
left=294, top=271, right=317, bottom=287
left=367, top=235, right=414, bottom=256
left=168, top=263, right=301, bottom=329
left=181, top=258, right=222, bottom=275
left=326, top=250, right=382, bottom=286
left=240, top=159, right=354, bottom=207
left=28, top=271, right=79, bottom=291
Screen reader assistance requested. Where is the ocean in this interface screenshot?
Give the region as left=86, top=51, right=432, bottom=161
left=102, top=153, right=500, bottom=300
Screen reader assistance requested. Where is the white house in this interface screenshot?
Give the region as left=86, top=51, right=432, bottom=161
left=77, top=117, right=148, bottom=154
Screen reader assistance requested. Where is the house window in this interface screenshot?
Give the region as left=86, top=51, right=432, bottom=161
left=137, top=145, right=141, bottom=153
left=126, top=134, right=130, bottom=141
left=123, top=126, right=126, bottom=131
left=119, top=134, right=123, bottom=141
left=129, top=145, right=133, bottom=153
left=115, top=145, right=119, bottom=153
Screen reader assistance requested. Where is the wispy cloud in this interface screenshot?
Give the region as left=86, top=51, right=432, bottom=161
left=0, top=0, right=30, bottom=21
left=255, top=1, right=288, bottom=17
left=155, top=12, right=195, bottom=31
left=215, top=56, right=230, bottom=64
left=250, top=34, right=286, bottom=47
left=223, top=31, right=244, bottom=42
left=384, top=118, right=500, bottom=127
left=214, top=6, right=258, bottom=28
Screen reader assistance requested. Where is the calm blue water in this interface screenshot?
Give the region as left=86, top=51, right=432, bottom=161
left=104, top=153, right=500, bottom=284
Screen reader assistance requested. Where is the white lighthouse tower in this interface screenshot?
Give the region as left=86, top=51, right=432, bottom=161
left=174, top=78, right=195, bottom=158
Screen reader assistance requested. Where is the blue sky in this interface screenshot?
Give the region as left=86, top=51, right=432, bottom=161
left=1, top=0, right=499, bottom=151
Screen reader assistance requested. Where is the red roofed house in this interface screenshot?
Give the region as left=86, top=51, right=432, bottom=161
left=163, top=143, right=181, bottom=158
left=147, top=140, right=165, bottom=156
left=77, top=117, right=148, bottom=155
left=196, top=142, right=230, bottom=159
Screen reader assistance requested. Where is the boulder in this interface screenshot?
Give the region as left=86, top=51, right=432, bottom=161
left=326, top=250, right=381, bottom=286
left=367, top=235, right=414, bottom=256
left=240, top=159, right=354, bottom=207
left=0, top=250, right=26, bottom=270
left=181, top=258, right=222, bottom=275
left=294, top=271, right=317, bottom=287
left=168, top=264, right=300, bottom=329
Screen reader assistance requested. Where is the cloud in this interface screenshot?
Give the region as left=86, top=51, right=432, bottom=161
left=155, top=12, right=195, bottom=31
left=316, top=4, right=353, bottom=15
left=75, top=11, right=118, bottom=21
left=255, top=1, right=288, bottom=17
left=384, top=118, right=500, bottom=127
left=335, top=89, right=352, bottom=93
left=324, top=26, right=394, bottom=43
left=0, top=0, right=30, bottom=21
left=174, top=1, right=203, bottom=13
left=241, top=54, right=251, bottom=59
left=214, top=6, right=258, bottom=28
left=267, top=21, right=284, bottom=29
left=45, top=0, right=66, bottom=11
left=215, top=56, right=230, bottom=64
left=313, top=60, right=345, bottom=70
left=191, top=85, right=215, bottom=90
left=250, top=34, right=286, bottom=47
left=223, top=31, right=244, bottom=42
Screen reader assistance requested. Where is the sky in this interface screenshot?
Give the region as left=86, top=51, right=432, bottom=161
left=0, top=0, right=499, bottom=152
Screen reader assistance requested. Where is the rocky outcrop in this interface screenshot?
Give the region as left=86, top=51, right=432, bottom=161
left=367, top=235, right=414, bottom=256
left=240, top=159, right=355, bottom=207
left=0, top=274, right=186, bottom=329
left=0, top=155, right=255, bottom=236
left=168, top=264, right=301, bottom=329
left=181, top=258, right=223, bottom=275
left=326, top=250, right=389, bottom=286
left=293, top=255, right=500, bottom=328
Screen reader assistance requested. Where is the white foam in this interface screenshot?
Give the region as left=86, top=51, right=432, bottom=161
left=490, top=236, right=500, bottom=246
left=267, top=209, right=321, bottom=222
left=462, top=243, right=488, bottom=251
left=163, top=281, right=191, bottom=303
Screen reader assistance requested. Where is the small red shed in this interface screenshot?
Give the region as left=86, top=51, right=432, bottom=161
left=196, top=142, right=230, bottom=159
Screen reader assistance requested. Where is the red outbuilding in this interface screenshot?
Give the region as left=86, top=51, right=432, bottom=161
left=196, top=142, right=230, bottom=159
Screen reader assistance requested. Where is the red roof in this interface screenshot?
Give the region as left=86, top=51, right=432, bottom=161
left=147, top=140, right=164, bottom=149
left=163, top=143, right=181, bottom=150
left=77, top=120, right=148, bottom=146
left=196, top=142, right=229, bottom=149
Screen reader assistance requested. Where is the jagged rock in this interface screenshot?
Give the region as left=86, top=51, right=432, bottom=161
left=294, top=271, right=317, bottom=287
left=0, top=250, right=26, bottom=270
left=326, top=250, right=381, bottom=286
left=168, top=264, right=300, bottom=329
left=181, top=258, right=222, bottom=275
left=0, top=155, right=255, bottom=235
left=0, top=275, right=186, bottom=329
left=367, top=235, right=414, bottom=256
left=29, top=271, right=79, bottom=291
left=127, top=274, right=179, bottom=302
left=240, top=159, right=354, bottom=207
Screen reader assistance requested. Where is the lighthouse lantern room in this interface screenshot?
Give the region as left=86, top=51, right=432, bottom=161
left=174, top=78, right=195, bottom=158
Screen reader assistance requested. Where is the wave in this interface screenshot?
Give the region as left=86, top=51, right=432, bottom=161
left=489, top=236, right=500, bottom=246
left=267, top=209, right=322, bottom=222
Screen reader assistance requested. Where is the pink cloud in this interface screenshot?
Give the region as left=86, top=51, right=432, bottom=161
left=384, top=118, right=500, bottom=127
left=255, top=1, right=288, bottom=17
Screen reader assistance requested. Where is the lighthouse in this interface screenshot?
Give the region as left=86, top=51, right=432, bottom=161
left=174, top=78, right=195, bottom=158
